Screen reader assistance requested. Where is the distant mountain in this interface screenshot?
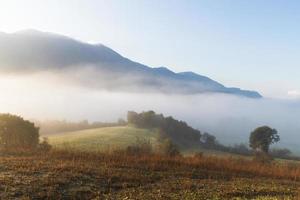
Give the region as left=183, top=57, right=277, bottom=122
left=0, top=30, right=262, bottom=98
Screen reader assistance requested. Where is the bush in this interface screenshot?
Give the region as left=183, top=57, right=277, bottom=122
left=0, top=114, right=39, bottom=151
left=38, top=137, right=52, bottom=152
left=158, top=139, right=181, bottom=157
left=270, top=148, right=292, bottom=159
left=124, top=138, right=153, bottom=156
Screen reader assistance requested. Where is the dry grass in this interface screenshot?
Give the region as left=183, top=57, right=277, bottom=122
left=0, top=149, right=300, bottom=199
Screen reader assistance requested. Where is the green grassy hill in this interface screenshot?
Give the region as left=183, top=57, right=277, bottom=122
left=48, top=126, right=241, bottom=156
left=48, top=126, right=254, bottom=158
left=48, top=126, right=160, bottom=151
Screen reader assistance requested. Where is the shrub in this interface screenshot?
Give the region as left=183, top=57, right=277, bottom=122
left=270, top=148, right=292, bottom=159
left=124, top=138, right=153, bottom=156
left=38, top=137, right=52, bottom=152
left=158, top=139, right=181, bottom=157
left=0, top=114, right=39, bottom=151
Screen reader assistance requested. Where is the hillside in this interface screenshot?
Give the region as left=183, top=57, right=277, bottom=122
left=0, top=30, right=261, bottom=98
left=47, top=126, right=242, bottom=157
left=48, top=126, right=160, bottom=151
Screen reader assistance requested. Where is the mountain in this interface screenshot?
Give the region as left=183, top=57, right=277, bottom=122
left=0, top=30, right=262, bottom=98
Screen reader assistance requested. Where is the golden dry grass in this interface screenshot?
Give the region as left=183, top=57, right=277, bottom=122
left=0, top=149, right=300, bottom=199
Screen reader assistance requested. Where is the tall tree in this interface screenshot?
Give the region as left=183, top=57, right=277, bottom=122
left=249, top=126, right=280, bottom=154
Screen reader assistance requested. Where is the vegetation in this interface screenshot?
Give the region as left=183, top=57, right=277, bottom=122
left=0, top=113, right=53, bottom=155
left=128, top=111, right=203, bottom=148
left=48, top=112, right=298, bottom=161
left=0, top=114, right=40, bottom=151
left=1, top=112, right=299, bottom=199
left=36, top=119, right=126, bottom=135
left=270, top=148, right=292, bottom=159
left=0, top=149, right=300, bottom=199
left=250, top=126, right=280, bottom=154
left=48, top=126, right=160, bottom=151
left=249, top=126, right=280, bottom=162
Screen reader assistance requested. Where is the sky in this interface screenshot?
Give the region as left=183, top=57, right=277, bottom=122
left=0, top=0, right=299, bottom=98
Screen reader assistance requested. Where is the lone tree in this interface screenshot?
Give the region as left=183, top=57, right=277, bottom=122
left=0, top=114, right=39, bottom=150
left=249, top=126, right=280, bottom=154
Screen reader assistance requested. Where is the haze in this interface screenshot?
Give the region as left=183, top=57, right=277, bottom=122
left=0, top=71, right=299, bottom=152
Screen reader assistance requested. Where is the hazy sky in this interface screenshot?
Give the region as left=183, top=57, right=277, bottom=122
left=0, top=0, right=299, bottom=98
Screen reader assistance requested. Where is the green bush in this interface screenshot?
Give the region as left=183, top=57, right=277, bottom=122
left=0, top=114, right=39, bottom=151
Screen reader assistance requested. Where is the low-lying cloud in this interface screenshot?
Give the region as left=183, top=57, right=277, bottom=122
left=288, top=90, right=300, bottom=98
left=0, top=71, right=300, bottom=153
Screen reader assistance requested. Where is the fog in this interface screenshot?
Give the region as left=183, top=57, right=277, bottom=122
left=0, top=71, right=300, bottom=153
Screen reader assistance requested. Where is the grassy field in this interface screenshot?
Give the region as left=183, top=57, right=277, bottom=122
left=2, top=127, right=299, bottom=199
left=48, top=126, right=160, bottom=151
left=0, top=150, right=300, bottom=199
left=47, top=126, right=250, bottom=158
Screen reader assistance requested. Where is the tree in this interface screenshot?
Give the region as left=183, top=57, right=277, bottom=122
left=249, top=126, right=280, bottom=154
left=200, top=132, right=217, bottom=148
left=117, top=118, right=127, bottom=126
left=127, top=111, right=139, bottom=124
left=0, top=114, right=39, bottom=150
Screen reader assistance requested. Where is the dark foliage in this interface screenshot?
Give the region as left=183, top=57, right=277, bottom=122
left=38, top=137, right=52, bottom=152
left=0, top=114, right=39, bottom=150
left=127, top=111, right=201, bottom=148
left=200, top=132, right=217, bottom=148
left=249, top=126, right=280, bottom=154
left=127, top=111, right=298, bottom=160
left=270, top=148, right=291, bottom=158
left=124, top=138, right=153, bottom=156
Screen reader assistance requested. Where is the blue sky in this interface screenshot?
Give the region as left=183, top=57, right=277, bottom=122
left=0, top=0, right=299, bottom=98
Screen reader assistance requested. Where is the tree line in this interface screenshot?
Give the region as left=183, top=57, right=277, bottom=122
left=127, top=111, right=202, bottom=148
left=0, top=111, right=296, bottom=161
left=128, top=110, right=296, bottom=161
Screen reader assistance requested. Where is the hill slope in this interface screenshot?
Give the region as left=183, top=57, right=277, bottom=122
left=48, top=126, right=159, bottom=151
left=0, top=30, right=261, bottom=98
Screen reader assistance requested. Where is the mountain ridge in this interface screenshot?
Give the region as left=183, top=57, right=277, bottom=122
left=0, top=30, right=262, bottom=98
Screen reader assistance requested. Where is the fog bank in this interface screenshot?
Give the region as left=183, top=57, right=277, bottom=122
left=0, top=73, right=299, bottom=153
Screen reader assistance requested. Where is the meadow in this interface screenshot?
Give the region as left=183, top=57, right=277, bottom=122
left=48, top=126, right=160, bottom=151
left=0, top=149, right=300, bottom=199
left=0, top=126, right=298, bottom=199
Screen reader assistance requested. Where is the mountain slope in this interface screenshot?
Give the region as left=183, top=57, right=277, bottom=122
left=0, top=30, right=262, bottom=98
